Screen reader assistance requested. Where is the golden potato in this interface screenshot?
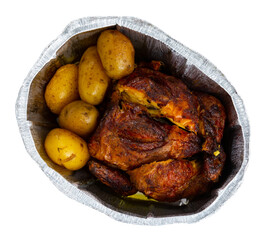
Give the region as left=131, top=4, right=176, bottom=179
left=97, top=30, right=135, bottom=80
left=78, top=46, right=110, bottom=105
left=44, top=64, right=79, bottom=114
left=44, top=128, right=90, bottom=170
left=58, top=100, right=99, bottom=137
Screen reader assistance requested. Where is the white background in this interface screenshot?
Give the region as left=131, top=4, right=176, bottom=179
left=1, top=0, right=267, bottom=239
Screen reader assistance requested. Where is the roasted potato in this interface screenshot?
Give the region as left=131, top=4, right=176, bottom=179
left=58, top=100, right=99, bottom=137
left=44, top=64, right=79, bottom=114
left=97, top=30, right=135, bottom=80
left=44, top=128, right=90, bottom=170
left=78, top=46, right=110, bottom=105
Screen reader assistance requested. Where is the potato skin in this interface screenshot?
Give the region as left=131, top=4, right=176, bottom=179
left=44, top=128, right=90, bottom=170
left=97, top=30, right=135, bottom=80
left=45, top=64, right=79, bottom=114
left=78, top=46, right=110, bottom=105
left=58, top=100, right=99, bottom=137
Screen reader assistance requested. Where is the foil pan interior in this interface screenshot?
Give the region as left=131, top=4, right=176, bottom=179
left=16, top=17, right=249, bottom=225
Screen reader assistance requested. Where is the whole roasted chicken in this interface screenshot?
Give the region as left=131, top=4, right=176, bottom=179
left=88, top=65, right=226, bottom=202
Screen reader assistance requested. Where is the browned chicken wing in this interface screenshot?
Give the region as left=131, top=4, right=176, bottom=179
left=88, top=160, right=137, bottom=196
left=128, top=159, right=200, bottom=202
left=88, top=93, right=201, bottom=171
left=194, top=91, right=226, bottom=154
left=203, top=145, right=226, bottom=182
left=117, top=67, right=200, bottom=133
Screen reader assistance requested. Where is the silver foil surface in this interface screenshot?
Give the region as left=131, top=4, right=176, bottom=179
left=16, top=17, right=250, bottom=225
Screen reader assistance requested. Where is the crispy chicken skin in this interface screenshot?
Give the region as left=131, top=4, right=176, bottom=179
left=203, top=145, right=226, bottom=182
left=128, top=159, right=200, bottom=202
left=88, top=93, right=201, bottom=171
left=117, top=67, right=200, bottom=133
left=179, top=172, right=212, bottom=200
left=193, top=91, right=226, bottom=182
left=127, top=151, right=225, bottom=202
left=88, top=160, right=137, bottom=196
left=179, top=146, right=226, bottom=198
left=194, top=91, right=226, bottom=154
left=178, top=146, right=226, bottom=199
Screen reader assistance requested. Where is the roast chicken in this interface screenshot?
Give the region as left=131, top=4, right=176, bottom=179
left=87, top=65, right=226, bottom=202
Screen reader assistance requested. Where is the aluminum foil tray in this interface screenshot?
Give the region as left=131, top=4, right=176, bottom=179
left=16, top=16, right=250, bottom=225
